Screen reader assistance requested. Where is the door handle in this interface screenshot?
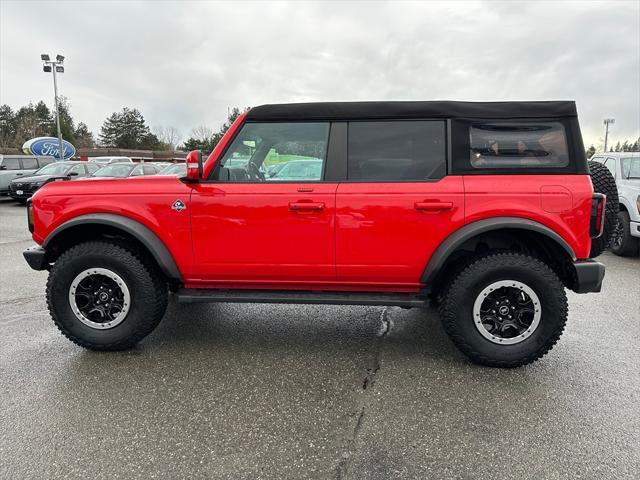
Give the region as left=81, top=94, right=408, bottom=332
left=289, top=202, right=325, bottom=212
left=15, top=173, right=23, bottom=176
left=414, top=201, right=453, bottom=212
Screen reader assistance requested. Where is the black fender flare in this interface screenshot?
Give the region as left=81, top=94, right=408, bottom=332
left=420, top=217, right=577, bottom=285
left=43, top=213, right=181, bottom=280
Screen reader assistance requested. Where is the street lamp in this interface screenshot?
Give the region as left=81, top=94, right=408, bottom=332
left=603, top=118, right=615, bottom=153
left=41, top=53, right=65, bottom=160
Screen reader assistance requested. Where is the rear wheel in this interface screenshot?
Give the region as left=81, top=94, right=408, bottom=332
left=588, top=160, right=619, bottom=257
left=439, top=253, right=567, bottom=368
left=47, top=241, right=168, bottom=350
left=610, top=210, right=639, bottom=257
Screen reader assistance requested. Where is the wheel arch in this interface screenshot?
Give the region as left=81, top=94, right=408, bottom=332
left=43, top=213, right=181, bottom=281
left=422, top=217, right=577, bottom=291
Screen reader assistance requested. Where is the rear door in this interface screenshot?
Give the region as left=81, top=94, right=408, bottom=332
left=190, top=121, right=338, bottom=284
left=335, top=120, right=465, bottom=286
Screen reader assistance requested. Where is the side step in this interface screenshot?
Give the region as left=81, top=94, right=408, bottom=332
left=175, top=289, right=429, bottom=307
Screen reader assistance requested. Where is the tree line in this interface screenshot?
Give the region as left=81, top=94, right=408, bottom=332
left=1, top=99, right=249, bottom=152
left=4, top=99, right=635, bottom=156
left=586, top=138, right=640, bottom=158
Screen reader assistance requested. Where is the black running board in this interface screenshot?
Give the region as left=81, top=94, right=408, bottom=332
left=175, top=289, right=428, bottom=307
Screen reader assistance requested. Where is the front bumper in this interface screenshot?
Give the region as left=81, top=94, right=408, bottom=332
left=9, top=184, right=38, bottom=200
left=572, top=260, right=605, bottom=293
left=23, top=246, right=48, bottom=271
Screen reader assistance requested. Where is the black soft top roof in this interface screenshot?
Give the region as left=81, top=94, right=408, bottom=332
left=246, top=101, right=577, bottom=121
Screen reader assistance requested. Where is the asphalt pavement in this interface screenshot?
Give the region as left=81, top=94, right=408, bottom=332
left=0, top=196, right=638, bottom=479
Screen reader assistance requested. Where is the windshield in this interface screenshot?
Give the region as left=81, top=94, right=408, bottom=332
left=34, top=163, right=71, bottom=176
left=159, top=163, right=186, bottom=176
left=92, top=164, right=135, bottom=178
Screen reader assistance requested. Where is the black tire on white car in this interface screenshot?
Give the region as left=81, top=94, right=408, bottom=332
left=610, top=210, right=640, bottom=257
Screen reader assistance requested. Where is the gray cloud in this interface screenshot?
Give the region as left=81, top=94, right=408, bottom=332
left=1, top=0, right=638, bottom=148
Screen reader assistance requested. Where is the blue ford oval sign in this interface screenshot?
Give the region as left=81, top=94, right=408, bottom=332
left=22, top=137, right=76, bottom=160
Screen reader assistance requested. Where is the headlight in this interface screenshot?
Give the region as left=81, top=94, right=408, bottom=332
left=34, top=181, right=46, bottom=187
left=636, top=195, right=640, bottom=214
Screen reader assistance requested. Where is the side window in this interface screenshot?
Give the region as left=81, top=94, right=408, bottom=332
left=86, top=164, right=101, bottom=174
left=37, top=157, right=54, bottom=167
left=215, top=122, right=330, bottom=182
left=131, top=166, right=145, bottom=176
left=470, top=122, right=569, bottom=169
left=1, top=158, right=21, bottom=170
left=21, top=158, right=38, bottom=170
left=621, top=157, right=640, bottom=179
left=348, top=121, right=446, bottom=181
left=143, top=165, right=157, bottom=175
left=603, top=158, right=617, bottom=178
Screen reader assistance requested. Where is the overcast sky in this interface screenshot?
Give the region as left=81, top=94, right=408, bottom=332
left=1, top=0, right=639, bottom=148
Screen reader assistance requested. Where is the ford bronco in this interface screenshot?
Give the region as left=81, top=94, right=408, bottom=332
left=23, top=101, right=615, bottom=367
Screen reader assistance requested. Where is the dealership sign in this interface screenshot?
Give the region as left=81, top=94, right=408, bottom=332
left=22, top=137, right=76, bottom=160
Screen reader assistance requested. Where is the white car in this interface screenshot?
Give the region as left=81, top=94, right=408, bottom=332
left=591, top=152, right=640, bottom=256
left=88, top=156, right=133, bottom=164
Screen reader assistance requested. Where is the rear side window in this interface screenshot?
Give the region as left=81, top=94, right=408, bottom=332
left=1, top=158, right=20, bottom=170
left=348, top=121, right=446, bottom=181
left=21, top=158, right=38, bottom=169
left=470, top=122, right=569, bottom=169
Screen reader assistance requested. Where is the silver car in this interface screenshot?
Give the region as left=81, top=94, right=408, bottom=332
left=0, top=155, right=55, bottom=194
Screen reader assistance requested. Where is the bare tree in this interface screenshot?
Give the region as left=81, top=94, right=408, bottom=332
left=153, top=125, right=182, bottom=150
left=191, top=125, right=214, bottom=141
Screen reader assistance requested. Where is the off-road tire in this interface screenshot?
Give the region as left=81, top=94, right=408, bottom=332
left=439, top=253, right=568, bottom=368
left=610, top=210, right=639, bottom=257
left=46, top=241, right=168, bottom=350
left=588, top=160, right=619, bottom=257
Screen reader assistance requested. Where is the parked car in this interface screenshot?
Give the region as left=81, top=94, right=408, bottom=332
left=90, top=162, right=161, bottom=178
left=590, top=152, right=640, bottom=256
left=88, top=156, right=133, bottom=164
left=269, top=159, right=323, bottom=181
left=158, top=163, right=187, bottom=176
left=8, top=161, right=98, bottom=202
left=23, top=101, right=615, bottom=368
left=0, top=155, right=55, bottom=195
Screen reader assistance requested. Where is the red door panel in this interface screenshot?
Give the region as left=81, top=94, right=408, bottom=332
left=335, top=177, right=465, bottom=285
left=190, top=183, right=338, bottom=282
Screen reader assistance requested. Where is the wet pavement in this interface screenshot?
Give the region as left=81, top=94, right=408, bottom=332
left=1, top=196, right=638, bottom=479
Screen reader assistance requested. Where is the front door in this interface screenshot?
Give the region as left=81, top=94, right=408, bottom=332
left=190, top=121, right=337, bottom=284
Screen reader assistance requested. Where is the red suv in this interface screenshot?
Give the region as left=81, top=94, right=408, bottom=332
left=23, top=101, right=612, bottom=367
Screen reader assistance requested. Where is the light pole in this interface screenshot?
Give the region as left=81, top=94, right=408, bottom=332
left=41, top=54, right=65, bottom=160
left=603, top=118, right=615, bottom=153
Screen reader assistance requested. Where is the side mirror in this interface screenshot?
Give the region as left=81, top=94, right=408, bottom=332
left=68, top=171, right=79, bottom=177
left=186, top=150, right=203, bottom=181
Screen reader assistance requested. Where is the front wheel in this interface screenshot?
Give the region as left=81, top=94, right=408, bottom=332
left=46, top=241, right=168, bottom=350
left=439, top=253, right=567, bottom=368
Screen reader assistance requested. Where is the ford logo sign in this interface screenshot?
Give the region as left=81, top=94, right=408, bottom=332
left=22, top=137, right=76, bottom=160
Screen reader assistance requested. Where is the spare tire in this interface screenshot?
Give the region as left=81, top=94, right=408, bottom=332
left=588, top=160, right=619, bottom=258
